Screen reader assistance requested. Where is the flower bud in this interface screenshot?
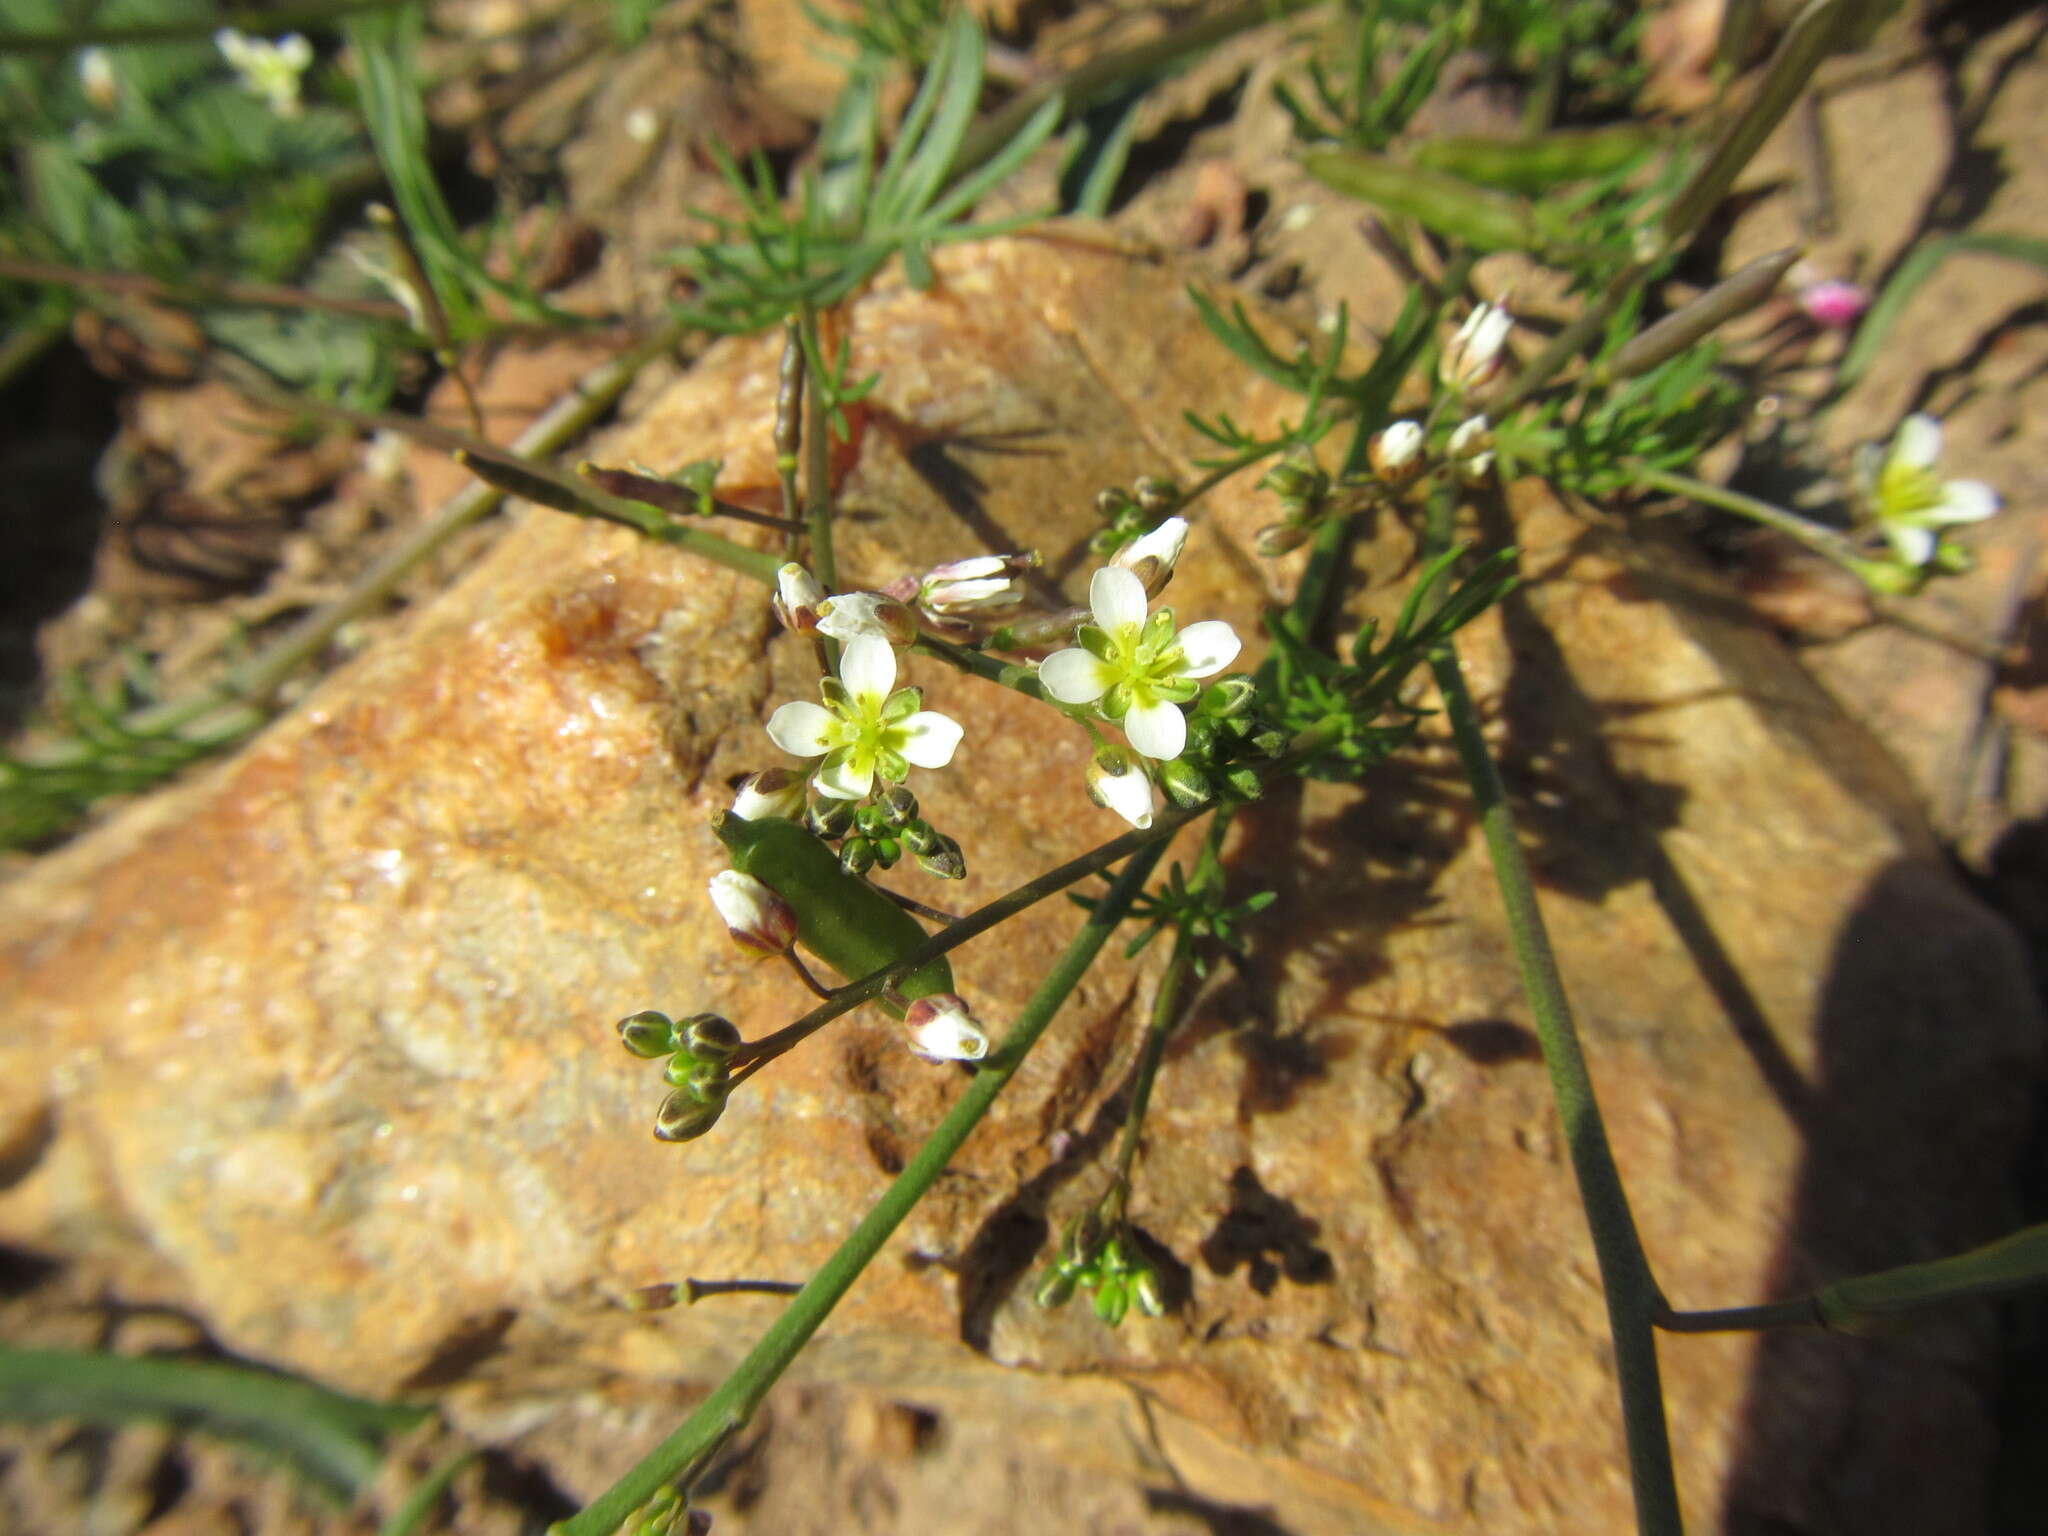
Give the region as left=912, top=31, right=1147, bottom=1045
left=1441, top=301, right=1512, bottom=392
left=1255, top=522, right=1312, bottom=557
left=904, top=993, right=989, bottom=1061
left=1133, top=476, right=1180, bottom=515
left=618, top=1010, right=677, bottom=1059
left=1799, top=277, right=1869, bottom=330
left=1092, top=1275, right=1131, bottom=1326
left=807, top=798, right=855, bottom=839
left=815, top=591, right=918, bottom=646
left=653, top=1086, right=726, bottom=1142
left=915, top=833, right=965, bottom=881
left=917, top=553, right=1036, bottom=618
left=1111, top=516, right=1189, bottom=598
left=707, top=870, right=798, bottom=958
left=899, top=817, right=940, bottom=855
left=730, top=767, right=807, bottom=821
left=1223, top=765, right=1265, bottom=801
left=664, top=1052, right=730, bottom=1097
left=78, top=47, right=119, bottom=111
left=679, top=1013, right=742, bottom=1061
left=1199, top=676, right=1257, bottom=718
left=1095, top=487, right=1133, bottom=519
left=1367, top=420, right=1425, bottom=483
left=773, top=562, right=826, bottom=634
left=878, top=785, right=919, bottom=827
left=1086, top=749, right=1156, bottom=830
left=839, top=835, right=876, bottom=876
left=1446, top=414, right=1495, bottom=483
left=1034, top=1264, right=1079, bottom=1309
left=1159, top=757, right=1213, bottom=809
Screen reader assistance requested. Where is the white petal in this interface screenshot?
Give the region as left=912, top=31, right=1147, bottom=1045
left=1089, top=565, right=1148, bottom=631
left=814, top=753, right=873, bottom=800
left=1038, top=647, right=1116, bottom=704
left=906, top=997, right=988, bottom=1062
left=1115, top=517, right=1189, bottom=575
left=278, top=34, right=313, bottom=67
left=896, top=711, right=963, bottom=769
left=1124, top=697, right=1187, bottom=761
left=765, top=701, right=838, bottom=757
left=1090, top=763, right=1155, bottom=829
left=1173, top=620, right=1242, bottom=679
left=838, top=634, right=896, bottom=701
left=1885, top=523, right=1937, bottom=566
left=1933, top=479, right=1999, bottom=524
left=1892, top=414, right=1942, bottom=470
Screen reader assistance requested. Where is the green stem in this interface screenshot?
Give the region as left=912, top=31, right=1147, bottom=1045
left=799, top=305, right=837, bottom=595
left=0, top=0, right=404, bottom=51
left=1631, top=463, right=1871, bottom=571
left=1420, top=494, right=1681, bottom=1536
left=554, top=839, right=1169, bottom=1536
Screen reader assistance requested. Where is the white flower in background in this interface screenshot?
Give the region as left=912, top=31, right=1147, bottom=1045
left=765, top=635, right=963, bottom=800
left=1111, top=516, right=1189, bottom=597
left=1857, top=413, right=1999, bottom=567
left=1086, top=750, right=1156, bottom=830
left=918, top=553, right=1035, bottom=618
left=1441, top=301, right=1512, bottom=392
left=814, top=590, right=918, bottom=646
left=729, top=767, right=807, bottom=821
left=904, top=994, right=989, bottom=1062
left=707, top=870, right=798, bottom=958
left=1447, top=414, right=1495, bottom=481
left=77, top=47, right=118, bottom=111
left=215, top=29, right=312, bottom=118
left=1037, top=566, right=1241, bottom=762
left=1367, top=420, right=1424, bottom=482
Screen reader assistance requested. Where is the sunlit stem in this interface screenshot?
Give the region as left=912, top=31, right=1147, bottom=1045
left=783, top=949, right=834, bottom=1000
left=552, top=839, right=1170, bottom=1536
left=775, top=316, right=805, bottom=557
left=1420, top=490, right=1681, bottom=1536
left=798, top=304, right=838, bottom=596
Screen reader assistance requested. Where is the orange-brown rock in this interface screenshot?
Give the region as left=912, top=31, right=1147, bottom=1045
left=2, top=236, right=2038, bottom=1535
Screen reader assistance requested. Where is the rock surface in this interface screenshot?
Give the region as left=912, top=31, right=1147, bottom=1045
left=2, top=235, right=2040, bottom=1535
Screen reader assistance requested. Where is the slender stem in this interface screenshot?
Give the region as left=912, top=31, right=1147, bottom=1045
left=1654, top=1297, right=1821, bottom=1333
left=783, top=950, right=834, bottom=1000
left=775, top=317, right=805, bottom=552
left=799, top=306, right=837, bottom=595
left=0, top=0, right=404, bottom=51
left=0, top=255, right=407, bottom=326
left=685, top=1278, right=804, bottom=1303
left=379, top=1450, right=480, bottom=1536
left=1631, top=463, right=1866, bottom=567
left=555, top=840, right=1170, bottom=1536
left=1421, top=494, right=1682, bottom=1536
left=871, top=884, right=962, bottom=925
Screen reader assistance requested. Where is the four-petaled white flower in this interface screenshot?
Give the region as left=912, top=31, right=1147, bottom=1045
left=216, top=28, right=312, bottom=118
left=1038, top=567, right=1241, bottom=762
left=766, top=635, right=963, bottom=800
left=1859, top=413, right=1999, bottom=567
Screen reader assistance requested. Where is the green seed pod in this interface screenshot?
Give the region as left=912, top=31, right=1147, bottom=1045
left=1414, top=124, right=1657, bottom=194
left=1600, top=247, right=1800, bottom=384
left=1256, top=522, right=1312, bottom=558
left=680, top=1014, right=742, bottom=1061
left=1302, top=150, right=1544, bottom=255
left=617, top=1010, right=677, bottom=1059
left=714, top=811, right=954, bottom=1006
left=653, top=1087, right=726, bottom=1142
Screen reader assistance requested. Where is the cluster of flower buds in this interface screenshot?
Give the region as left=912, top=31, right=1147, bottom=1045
left=1253, top=451, right=1376, bottom=557
left=617, top=1010, right=744, bottom=1142
left=805, top=785, right=964, bottom=880
left=1035, top=1217, right=1166, bottom=1325
left=621, top=1483, right=712, bottom=1536
left=1159, top=676, right=1285, bottom=810
left=1089, top=476, right=1183, bottom=560
left=774, top=563, right=921, bottom=647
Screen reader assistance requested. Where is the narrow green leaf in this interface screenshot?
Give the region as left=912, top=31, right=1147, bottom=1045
left=1837, top=231, right=2048, bottom=391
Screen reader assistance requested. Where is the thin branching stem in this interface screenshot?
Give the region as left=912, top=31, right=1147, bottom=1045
left=1421, top=491, right=1681, bottom=1536
left=555, top=839, right=1171, bottom=1536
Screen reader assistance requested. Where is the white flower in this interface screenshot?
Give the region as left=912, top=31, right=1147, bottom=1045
left=765, top=635, right=963, bottom=800
left=708, top=870, right=798, bottom=958
left=77, top=47, right=118, bottom=111
left=730, top=768, right=807, bottom=821
left=1111, top=516, right=1189, bottom=597
left=216, top=28, right=312, bottom=118
left=1037, top=566, right=1241, bottom=762
left=1086, top=750, right=1156, bottom=830
left=904, top=994, right=989, bottom=1062
left=1442, top=302, right=1512, bottom=392
left=815, top=590, right=918, bottom=646
left=1859, top=413, right=1999, bottom=567
left=1368, top=420, right=1424, bottom=481
left=918, top=553, right=1035, bottom=618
